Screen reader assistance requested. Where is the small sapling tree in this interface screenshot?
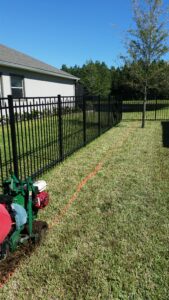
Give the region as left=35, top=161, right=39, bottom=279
left=127, top=0, right=169, bottom=127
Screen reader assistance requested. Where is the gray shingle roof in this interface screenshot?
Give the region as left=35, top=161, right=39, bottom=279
left=0, top=44, right=79, bottom=80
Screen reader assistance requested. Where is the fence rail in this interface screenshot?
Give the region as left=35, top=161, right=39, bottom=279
left=122, top=99, right=169, bottom=121
left=0, top=95, right=122, bottom=186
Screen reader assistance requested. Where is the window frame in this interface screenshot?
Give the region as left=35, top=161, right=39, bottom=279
left=10, top=74, right=25, bottom=99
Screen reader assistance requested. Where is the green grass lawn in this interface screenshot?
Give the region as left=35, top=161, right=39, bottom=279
left=0, top=120, right=169, bottom=299
left=123, top=99, right=169, bottom=121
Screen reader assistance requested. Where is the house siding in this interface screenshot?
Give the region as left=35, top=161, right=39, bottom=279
left=0, top=66, right=76, bottom=98
left=24, top=74, right=75, bottom=97
left=2, top=74, right=11, bottom=97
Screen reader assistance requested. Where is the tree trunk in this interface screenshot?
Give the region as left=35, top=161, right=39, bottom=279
left=141, top=84, right=147, bottom=128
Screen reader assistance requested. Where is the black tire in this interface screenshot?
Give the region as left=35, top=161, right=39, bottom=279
left=32, top=220, right=48, bottom=244
left=0, top=240, right=10, bottom=261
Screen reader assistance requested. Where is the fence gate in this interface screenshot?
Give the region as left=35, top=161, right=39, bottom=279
left=122, top=99, right=169, bottom=121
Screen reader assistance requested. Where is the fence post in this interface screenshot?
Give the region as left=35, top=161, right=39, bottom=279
left=83, top=95, right=86, bottom=145
left=58, top=94, right=63, bottom=161
left=8, top=95, right=19, bottom=178
left=98, top=95, right=101, bottom=136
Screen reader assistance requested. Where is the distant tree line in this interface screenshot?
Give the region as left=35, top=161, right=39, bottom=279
left=62, top=61, right=111, bottom=97
left=61, top=60, right=169, bottom=99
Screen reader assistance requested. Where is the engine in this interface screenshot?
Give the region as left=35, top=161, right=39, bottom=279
left=33, top=180, right=49, bottom=209
left=0, top=176, right=49, bottom=260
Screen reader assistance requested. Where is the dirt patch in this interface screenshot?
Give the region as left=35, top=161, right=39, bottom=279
left=0, top=220, right=48, bottom=288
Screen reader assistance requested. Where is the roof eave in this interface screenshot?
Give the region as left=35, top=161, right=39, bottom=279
left=0, top=61, right=80, bottom=81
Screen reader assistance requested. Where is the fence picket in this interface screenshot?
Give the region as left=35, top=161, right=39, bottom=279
left=0, top=94, right=122, bottom=186
left=8, top=95, right=19, bottom=178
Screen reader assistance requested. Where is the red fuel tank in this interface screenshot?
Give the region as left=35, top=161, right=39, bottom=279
left=34, top=191, right=49, bottom=209
left=0, top=204, right=12, bottom=244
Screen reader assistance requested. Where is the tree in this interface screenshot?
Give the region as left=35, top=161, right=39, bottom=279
left=62, top=61, right=112, bottom=97
left=61, top=64, right=83, bottom=78
left=127, top=0, right=169, bottom=127
left=82, top=61, right=111, bottom=96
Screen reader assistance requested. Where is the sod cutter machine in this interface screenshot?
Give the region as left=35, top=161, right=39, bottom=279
left=0, top=174, right=49, bottom=260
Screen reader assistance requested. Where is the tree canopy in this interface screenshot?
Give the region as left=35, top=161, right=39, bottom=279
left=124, top=0, right=169, bottom=127
left=62, top=61, right=112, bottom=97
left=126, top=0, right=169, bottom=100
left=62, top=1, right=169, bottom=102
left=62, top=60, right=169, bottom=100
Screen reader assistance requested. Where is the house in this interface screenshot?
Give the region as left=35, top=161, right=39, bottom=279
left=0, top=44, right=79, bottom=99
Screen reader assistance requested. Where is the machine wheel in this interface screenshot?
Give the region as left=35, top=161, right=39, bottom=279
left=32, top=220, right=48, bottom=244
left=0, top=240, right=10, bottom=261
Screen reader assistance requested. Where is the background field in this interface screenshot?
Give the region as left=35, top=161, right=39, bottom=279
left=0, top=120, right=169, bottom=299
left=122, top=99, right=169, bottom=121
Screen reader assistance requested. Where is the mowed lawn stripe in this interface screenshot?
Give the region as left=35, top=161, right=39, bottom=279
left=48, top=123, right=137, bottom=229
left=1, top=121, right=169, bottom=300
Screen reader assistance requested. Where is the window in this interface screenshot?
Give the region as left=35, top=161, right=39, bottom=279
left=11, top=75, right=24, bottom=98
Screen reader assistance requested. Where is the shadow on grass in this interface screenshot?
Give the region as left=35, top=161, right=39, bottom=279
left=161, top=121, right=169, bottom=147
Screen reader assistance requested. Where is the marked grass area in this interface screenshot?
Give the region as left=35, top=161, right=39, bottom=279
left=1, top=121, right=169, bottom=299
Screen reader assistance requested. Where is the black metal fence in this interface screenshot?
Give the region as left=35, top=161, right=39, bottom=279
left=0, top=95, right=122, bottom=186
left=122, top=99, right=169, bottom=121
